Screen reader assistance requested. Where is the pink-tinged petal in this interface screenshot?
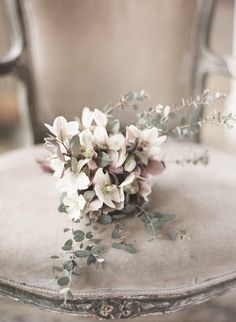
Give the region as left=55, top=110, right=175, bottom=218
left=82, top=107, right=93, bottom=128
left=94, top=108, right=107, bottom=127
left=124, top=155, right=136, bottom=172
left=75, top=172, right=90, bottom=190
left=141, top=127, right=159, bottom=144
left=53, top=116, right=67, bottom=135
left=146, top=159, right=165, bottom=175
left=110, top=189, right=121, bottom=203
left=126, top=125, right=141, bottom=143
left=156, top=135, right=167, bottom=144
left=139, top=179, right=152, bottom=200
left=115, top=201, right=125, bottom=210
left=66, top=121, right=79, bottom=137
left=109, top=133, right=125, bottom=151
left=88, top=199, right=103, bottom=211
left=79, top=129, right=93, bottom=147
left=44, top=123, right=57, bottom=136
left=102, top=194, right=115, bottom=208
left=120, top=173, right=136, bottom=188
left=88, top=159, right=97, bottom=170
left=93, top=168, right=111, bottom=185
left=94, top=126, right=109, bottom=148
left=108, top=165, right=123, bottom=174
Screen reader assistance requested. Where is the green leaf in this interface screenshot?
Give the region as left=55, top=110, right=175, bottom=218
left=111, top=242, right=125, bottom=250
left=170, top=229, right=178, bottom=241
left=63, top=260, right=74, bottom=271
left=73, top=218, right=80, bottom=223
left=62, top=239, right=73, bottom=251
left=52, top=266, right=63, bottom=272
left=70, top=135, right=81, bottom=156
left=92, top=245, right=104, bottom=255
left=71, top=157, right=78, bottom=173
left=51, top=255, right=60, bottom=259
left=73, top=230, right=85, bottom=236
left=75, top=250, right=90, bottom=258
left=84, top=191, right=95, bottom=202
left=87, top=254, right=97, bottom=265
left=96, top=152, right=113, bottom=168
left=159, top=214, right=176, bottom=222
left=86, top=231, right=93, bottom=239
left=107, top=119, right=120, bottom=134
left=99, top=213, right=112, bottom=224
left=123, top=204, right=136, bottom=213
left=58, top=203, right=67, bottom=213
left=126, top=243, right=137, bottom=254
left=57, top=276, right=70, bottom=286
left=134, top=151, right=148, bottom=165
left=74, top=234, right=85, bottom=242
left=63, top=228, right=70, bottom=233
left=111, top=229, right=121, bottom=239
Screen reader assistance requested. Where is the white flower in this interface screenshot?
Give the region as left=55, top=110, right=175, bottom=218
left=94, top=109, right=107, bottom=127
left=139, top=178, right=152, bottom=201
left=56, top=169, right=90, bottom=193
left=93, top=168, right=121, bottom=208
left=63, top=192, right=86, bottom=220
left=108, top=133, right=126, bottom=151
left=81, top=107, right=108, bottom=128
left=120, top=173, right=138, bottom=196
left=126, top=125, right=166, bottom=157
left=79, top=129, right=94, bottom=159
left=50, top=158, right=65, bottom=179
left=82, top=107, right=93, bottom=128
left=94, top=126, right=109, bottom=149
left=124, top=154, right=136, bottom=172
left=45, top=116, right=79, bottom=142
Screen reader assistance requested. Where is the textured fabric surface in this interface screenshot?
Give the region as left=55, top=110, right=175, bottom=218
left=0, top=143, right=235, bottom=294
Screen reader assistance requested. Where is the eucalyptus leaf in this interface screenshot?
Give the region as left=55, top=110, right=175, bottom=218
left=125, top=243, right=137, bottom=254
left=86, top=231, right=93, bottom=239
left=62, top=239, right=73, bottom=251
left=52, top=266, right=63, bottom=272
left=112, top=242, right=125, bottom=250
left=92, top=245, right=104, bottom=255
left=70, top=135, right=81, bottom=156
left=75, top=250, right=90, bottom=258
left=74, top=234, right=85, bottom=242
left=51, top=255, right=60, bottom=259
left=99, top=213, right=112, bottom=224
left=84, top=191, right=95, bottom=202
left=58, top=203, right=67, bottom=213
left=57, top=276, right=70, bottom=286
left=87, top=254, right=97, bottom=265
left=96, top=152, right=112, bottom=168
left=134, top=151, right=148, bottom=165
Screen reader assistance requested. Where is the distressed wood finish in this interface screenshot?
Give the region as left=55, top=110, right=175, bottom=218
left=1, top=274, right=236, bottom=319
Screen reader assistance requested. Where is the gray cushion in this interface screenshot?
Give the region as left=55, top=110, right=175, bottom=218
left=0, top=143, right=236, bottom=319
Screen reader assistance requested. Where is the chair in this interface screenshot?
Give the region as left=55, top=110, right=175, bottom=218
left=0, top=0, right=235, bottom=320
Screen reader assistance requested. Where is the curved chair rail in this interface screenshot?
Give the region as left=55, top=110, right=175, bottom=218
left=0, top=273, right=236, bottom=319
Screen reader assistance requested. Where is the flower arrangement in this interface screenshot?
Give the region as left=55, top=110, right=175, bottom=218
left=43, top=89, right=235, bottom=296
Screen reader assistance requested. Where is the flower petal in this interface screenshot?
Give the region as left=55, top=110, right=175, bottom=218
left=82, top=107, right=93, bottom=128
left=94, top=109, right=107, bottom=127
left=94, top=126, right=109, bottom=148
left=75, top=172, right=90, bottom=190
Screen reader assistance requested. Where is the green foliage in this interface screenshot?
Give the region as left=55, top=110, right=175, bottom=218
left=99, top=213, right=112, bottom=224
left=57, top=276, right=70, bottom=286
left=62, top=239, right=73, bottom=251
left=96, top=152, right=113, bottom=168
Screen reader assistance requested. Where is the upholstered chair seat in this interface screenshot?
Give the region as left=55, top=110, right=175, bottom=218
left=0, top=143, right=235, bottom=319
